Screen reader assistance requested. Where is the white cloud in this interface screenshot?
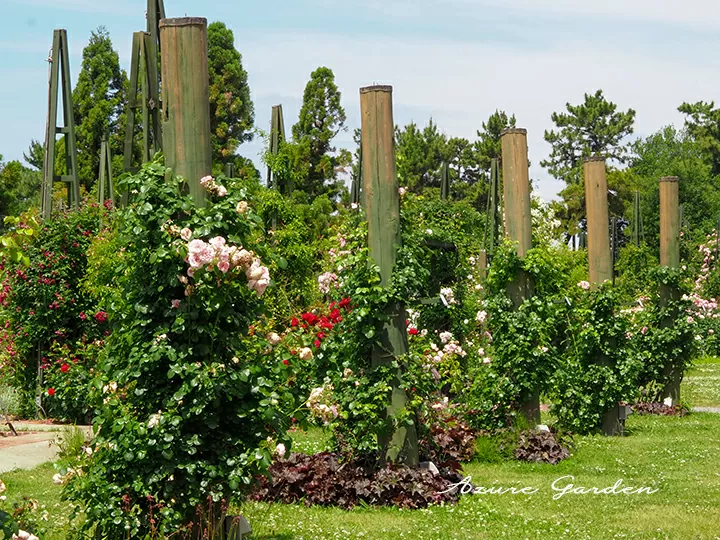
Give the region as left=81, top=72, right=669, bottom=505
left=242, top=32, right=714, bottom=201
left=5, top=0, right=137, bottom=14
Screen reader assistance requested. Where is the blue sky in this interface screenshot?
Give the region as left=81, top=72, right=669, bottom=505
left=2, top=0, right=720, bottom=200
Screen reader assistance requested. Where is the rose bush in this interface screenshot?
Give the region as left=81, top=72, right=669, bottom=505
left=63, top=160, right=302, bottom=537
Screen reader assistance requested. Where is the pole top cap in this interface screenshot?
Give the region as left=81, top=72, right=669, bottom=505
left=583, top=155, right=606, bottom=163
left=159, top=17, right=207, bottom=28
left=659, top=176, right=679, bottom=183
left=500, top=127, right=527, bottom=137
left=360, top=85, right=393, bottom=94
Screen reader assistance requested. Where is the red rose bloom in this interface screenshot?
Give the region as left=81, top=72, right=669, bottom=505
left=317, top=332, right=325, bottom=340
left=60, top=363, right=70, bottom=373
left=338, top=298, right=351, bottom=309
left=290, top=349, right=297, bottom=355
left=283, top=359, right=289, bottom=366
left=314, top=339, right=321, bottom=348
left=48, top=388, right=55, bottom=396
left=408, top=328, right=419, bottom=336
left=291, top=317, right=299, bottom=327
left=94, top=311, right=108, bottom=323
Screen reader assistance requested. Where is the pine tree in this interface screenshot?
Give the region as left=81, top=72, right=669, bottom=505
left=542, top=90, right=635, bottom=185
left=72, top=26, right=127, bottom=191
left=207, top=22, right=255, bottom=168
left=292, top=67, right=349, bottom=199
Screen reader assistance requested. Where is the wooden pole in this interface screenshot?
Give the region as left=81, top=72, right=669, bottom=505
left=584, top=157, right=612, bottom=284
left=360, top=85, right=419, bottom=466
left=584, top=157, right=622, bottom=435
left=500, top=127, right=538, bottom=424
left=659, top=177, right=680, bottom=268
left=440, top=162, right=450, bottom=199
left=159, top=17, right=212, bottom=207
left=659, top=176, right=682, bottom=405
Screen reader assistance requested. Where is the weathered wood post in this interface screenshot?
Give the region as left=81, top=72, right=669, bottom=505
left=584, top=157, right=613, bottom=284
left=659, top=176, right=682, bottom=404
left=584, top=157, right=622, bottom=435
left=500, top=128, right=538, bottom=424
left=360, top=85, right=419, bottom=466
left=159, top=17, right=212, bottom=207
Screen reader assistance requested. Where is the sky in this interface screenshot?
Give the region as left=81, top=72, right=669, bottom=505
left=2, top=0, right=720, bottom=201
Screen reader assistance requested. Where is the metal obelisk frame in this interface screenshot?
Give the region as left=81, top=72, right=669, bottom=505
left=500, top=128, right=538, bottom=424
left=360, top=85, right=419, bottom=466
left=267, top=104, right=287, bottom=192
left=659, top=176, right=682, bottom=404
left=159, top=17, right=212, bottom=208
left=123, top=0, right=165, bottom=179
left=98, top=134, right=115, bottom=205
left=41, top=29, right=80, bottom=220
left=440, top=162, right=450, bottom=199
left=632, top=190, right=644, bottom=246
left=351, top=136, right=362, bottom=205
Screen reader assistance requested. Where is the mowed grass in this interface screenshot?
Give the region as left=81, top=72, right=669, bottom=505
left=240, top=414, right=720, bottom=539
left=683, top=356, right=720, bottom=408
left=2, top=358, right=720, bottom=539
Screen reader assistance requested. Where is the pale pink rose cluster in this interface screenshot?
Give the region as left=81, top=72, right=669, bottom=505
left=186, top=234, right=270, bottom=296
left=577, top=280, right=591, bottom=290
left=423, top=337, right=467, bottom=380
left=318, top=272, right=338, bottom=294
left=199, top=175, right=227, bottom=197
left=306, top=385, right=339, bottom=425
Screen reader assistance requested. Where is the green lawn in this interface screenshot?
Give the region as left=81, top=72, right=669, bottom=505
left=683, top=356, right=720, bottom=408
left=2, top=358, right=720, bottom=539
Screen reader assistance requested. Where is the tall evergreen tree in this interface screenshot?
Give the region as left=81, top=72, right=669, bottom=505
left=207, top=22, right=255, bottom=168
left=292, top=66, right=349, bottom=199
left=677, top=101, right=720, bottom=176
left=72, top=26, right=127, bottom=191
left=473, top=109, right=517, bottom=173
left=541, top=89, right=636, bottom=185
left=395, top=119, right=449, bottom=191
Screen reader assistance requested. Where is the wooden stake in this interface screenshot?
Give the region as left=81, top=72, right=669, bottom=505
left=659, top=176, right=682, bottom=404
left=160, top=17, right=212, bottom=207
left=584, top=157, right=612, bottom=284
left=500, top=128, right=538, bottom=424
left=360, top=85, right=419, bottom=466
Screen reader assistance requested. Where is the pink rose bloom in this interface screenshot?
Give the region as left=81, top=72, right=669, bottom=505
left=578, top=281, right=591, bottom=290
left=275, top=443, right=286, bottom=458
left=180, top=228, right=192, bottom=241
left=187, top=267, right=195, bottom=278
left=268, top=332, right=281, bottom=345
left=209, top=236, right=226, bottom=250
left=218, top=260, right=230, bottom=273
left=640, top=326, right=648, bottom=335
left=216, top=185, right=227, bottom=197
left=687, top=316, right=695, bottom=324
left=171, top=299, right=181, bottom=309
left=200, top=175, right=213, bottom=186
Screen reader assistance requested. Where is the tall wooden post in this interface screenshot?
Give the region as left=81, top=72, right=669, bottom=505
left=159, top=18, right=212, bottom=207
left=500, top=128, right=538, bottom=424
left=659, top=176, right=682, bottom=404
left=584, top=157, right=612, bottom=284
left=584, top=157, right=622, bottom=435
left=360, top=85, right=419, bottom=466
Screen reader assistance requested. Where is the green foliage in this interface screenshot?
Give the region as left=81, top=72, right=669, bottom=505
left=72, top=26, right=127, bottom=191
left=614, top=243, right=658, bottom=302
left=207, top=22, right=255, bottom=166
left=0, top=160, right=41, bottom=223
left=630, top=267, right=697, bottom=397
left=678, top=100, right=720, bottom=175
left=1, top=204, right=109, bottom=419
left=64, top=160, right=299, bottom=537
left=395, top=119, right=450, bottom=191
left=291, top=67, right=350, bottom=199
left=542, top=89, right=636, bottom=185
left=551, top=283, right=643, bottom=434
left=472, top=109, right=517, bottom=173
